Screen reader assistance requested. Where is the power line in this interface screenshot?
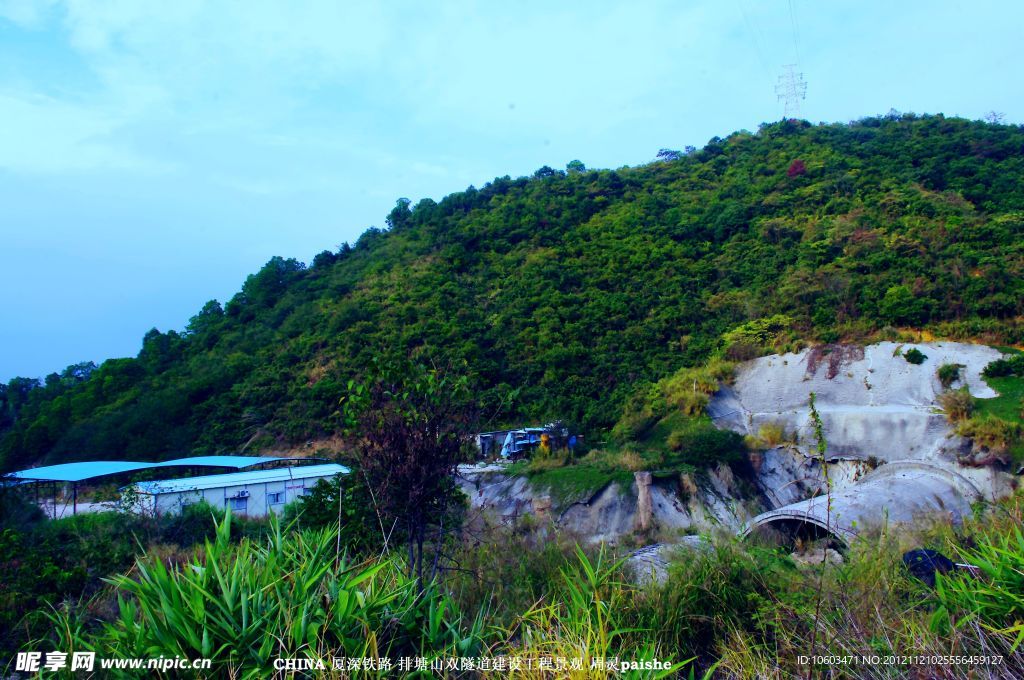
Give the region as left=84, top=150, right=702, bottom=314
left=788, top=0, right=802, bottom=67
left=734, top=0, right=773, bottom=82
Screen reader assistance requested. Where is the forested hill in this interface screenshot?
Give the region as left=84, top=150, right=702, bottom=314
left=3, top=114, right=1024, bottom=471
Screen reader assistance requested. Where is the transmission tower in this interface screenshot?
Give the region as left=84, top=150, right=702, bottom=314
left=775, top=64, right=807, bottom=119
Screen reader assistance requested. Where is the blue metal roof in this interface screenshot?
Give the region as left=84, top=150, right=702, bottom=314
left=2, top=456, right=328, bottom=483
left=131, top=463, right=349, bottom=495
left=5, top=461, right=158, bottom=483
left=154, top=455, right=303, bottom=469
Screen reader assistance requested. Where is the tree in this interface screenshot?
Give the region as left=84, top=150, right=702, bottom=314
left=566, top=159, right=586, bottom=174
left=879, top=285, right=926, bottom=326
left=311, top=250, right=338, bottom=268
left=385, top=197, right=413, bottom=230
left=656, top=148, right=682, bottom=162
left=285, top=474, right=377, bottom=555
left=341, top=359, right=476, bottom=589
left=187, top=300, right=224, bottom=336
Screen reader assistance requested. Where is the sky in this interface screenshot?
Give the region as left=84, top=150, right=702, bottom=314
left=1, top=0, right=1022, bottom=382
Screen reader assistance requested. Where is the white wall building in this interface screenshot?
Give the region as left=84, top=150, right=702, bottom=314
left=128, top=463, right=349, bottom=517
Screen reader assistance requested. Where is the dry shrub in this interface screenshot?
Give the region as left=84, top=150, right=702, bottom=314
left=678, top=391, right=710, bottom=417
left=756, top=421, right=789, bottom=447
left=528, top=454, right=569, bottom=472
left=725, top=340, right=761, bottom=362
left=579, top=446, right=649, bottom=473
left=618, top=449, right=647, bottom=472
left=937, top=387, right=975, bottom=423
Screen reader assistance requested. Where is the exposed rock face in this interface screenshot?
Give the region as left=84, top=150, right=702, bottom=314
left=456, top=461, right=760, bottom=544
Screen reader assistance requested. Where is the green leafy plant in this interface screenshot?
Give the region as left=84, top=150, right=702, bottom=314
left=937, top=363, right=964, bottom=388
left=904, top=347, right=928, bottom=365
left=46, top=513, right=480, bottom=676
left=933, top=527, right=1024, bottom=651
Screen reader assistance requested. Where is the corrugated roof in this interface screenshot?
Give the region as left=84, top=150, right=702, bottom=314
left=131, top=463, right=349, bottom=495
left=2, top=456, right=325, bottom=483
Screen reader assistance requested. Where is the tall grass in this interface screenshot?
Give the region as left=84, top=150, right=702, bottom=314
left=31, top=492, right=1024, bottom=678
left=47, top=513, right=481, bottom=677
left=497, top=546, right=691, bottom=678
left=934, top=526, right=1024, bottom=651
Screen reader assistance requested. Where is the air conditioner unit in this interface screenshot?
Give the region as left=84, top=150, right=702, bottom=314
left=235, top=490, right=250, bottom=499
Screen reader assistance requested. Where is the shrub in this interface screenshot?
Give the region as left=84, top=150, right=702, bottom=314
left=956, top=415, right=1022, bottom=453
left=755, top=422, right=789, bottom=448
left=283, top=474, right=379, bottom=555
left=937, top=363, right=964, bottom=388
left=628, top=542, right=799, bottom=663
left=612, top=359, right=734, bottom=441
left=982, top=354, right=1024, bottom=378
left=937, top=388, right=975, bottom=423
left=904, top=347, right=928, bottom=364
left=724, top=340, right=761, bottom=362
left=668, top=424, right=745, bottom=466
left=722, top=315, right=794, bottom=354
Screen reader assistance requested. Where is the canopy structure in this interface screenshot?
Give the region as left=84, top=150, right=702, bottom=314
left=2, top=455, right=326, bottom=483
left=1, top=456, right=330, bottom=517
left=5, top=460, right=158, bottom=483
left=155, top=455, right=309, bottom=471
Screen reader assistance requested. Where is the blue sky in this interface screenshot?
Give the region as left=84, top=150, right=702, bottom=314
left=1, top=0, right=1022, bottom=382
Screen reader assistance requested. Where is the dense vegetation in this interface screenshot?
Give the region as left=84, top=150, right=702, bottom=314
left=0, top=496, right=266, bottom=657
left=4, top=113, right=1024, bottom=471
left=26, top=489, right=1024, bottom=678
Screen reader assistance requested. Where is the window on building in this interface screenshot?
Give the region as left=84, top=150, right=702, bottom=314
left=228, top=497, right=247, bottom=512
left=268, top=492, right=284, bottom=505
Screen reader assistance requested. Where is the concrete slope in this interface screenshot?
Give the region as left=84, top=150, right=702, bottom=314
left=719, top=342, right=1014, bottom=542
left=709, top=341, right=1002, bottom=465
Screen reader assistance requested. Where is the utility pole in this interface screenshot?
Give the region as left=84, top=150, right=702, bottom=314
left=776, top=64, right=807, bottom=119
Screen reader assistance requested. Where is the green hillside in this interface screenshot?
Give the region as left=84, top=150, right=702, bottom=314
left=2, top=113, right=1024, bottom=471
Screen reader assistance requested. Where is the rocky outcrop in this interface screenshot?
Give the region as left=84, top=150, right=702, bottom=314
left=456, top=461, right=762, bottom=544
